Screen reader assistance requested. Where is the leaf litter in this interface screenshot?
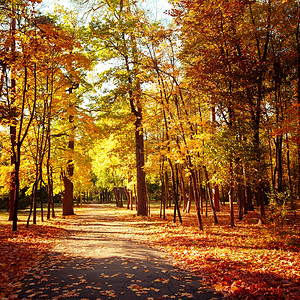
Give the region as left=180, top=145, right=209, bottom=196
left=0, top=204, right=299, bottom=299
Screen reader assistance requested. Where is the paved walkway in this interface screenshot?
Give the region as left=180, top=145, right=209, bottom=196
left=18, top=204, right=222, bottom=299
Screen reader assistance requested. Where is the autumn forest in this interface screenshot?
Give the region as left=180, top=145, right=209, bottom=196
left=0, top=0, right=300, bottom=299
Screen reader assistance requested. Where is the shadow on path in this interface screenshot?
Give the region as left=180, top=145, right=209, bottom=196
left=18, top=205, right=222, bottom=299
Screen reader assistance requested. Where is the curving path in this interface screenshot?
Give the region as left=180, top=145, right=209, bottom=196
left=18, top=204, right=222, bottom=299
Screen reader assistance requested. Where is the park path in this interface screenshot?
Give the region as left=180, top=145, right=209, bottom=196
left=17, top=204, right=221, bottom=300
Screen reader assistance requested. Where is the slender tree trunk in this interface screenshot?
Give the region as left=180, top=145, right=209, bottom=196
left=33, top=179, right=38, bottom=224
left=180, top=171, right=188, bottom=212
left=9, top=126, right=16, bottom=221
left=13, top=63, right=35, bottom=231
left=130, top=190, right=133, bottom=210
left=46, top=68, right=54, bottom=219
left=160, top=170, right=165, bottom=219
left=258, top=183, right=266, bottom=225
left=203, top=166, right=218, bottom=224
left=205, top=186, right=208, bottom=218
left=164, top=171, right=169, bottom=209
left=236, top=162, right=244, bottom=220
left=46, top=167, right=54, bottom=220
left=113, top=187, right=120, bottom=207
left=211, top=106, right=220, bottom=213
left=187, top=180, right=193, bottom=213
left=12, top=148, right=20, bottom=232
left=213, top=185, right=220, bottom=212
left=9, top=4, right=16, bottom=221
left=286, top=133, right=294, bottom=209
left=168, top=160, right=182, bottom=224
left=135, top=110, right=147, bottom=216
left=125, top=187, right=130, bottom=209
left=229, top=162, right=235, bottom=227
left=40, top=180, right=44, bottom=222
left=191, top=169, right=203, bottom=230
left=275, top=134, right=283, bottom=194
left=237, top=183, right=244, bottom=220
left=296, top=1, right=300, bottom=201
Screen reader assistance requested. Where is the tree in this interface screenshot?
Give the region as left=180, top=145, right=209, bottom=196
left=0, top=0, right=92, bottom=229
left=89, top=0, right=149, bottom=216
left=169, top=0, right=300, bottom=226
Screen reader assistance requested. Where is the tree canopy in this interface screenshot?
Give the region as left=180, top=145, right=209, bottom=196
left=0, top=0, right=299, bottom=231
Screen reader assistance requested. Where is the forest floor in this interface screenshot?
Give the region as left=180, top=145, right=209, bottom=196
left=0, top=202, right=299, bottom=299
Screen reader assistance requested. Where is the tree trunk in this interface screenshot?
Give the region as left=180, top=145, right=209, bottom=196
left=191, top=170, right=203, bottom=230
left=179, top=170, right=187, bottom=212
left=237, top=183, right=244, bottom=220
left=130, top=190, right=133, bottom=210
left=12, top=63, right=35, bottom=231
left=229, top=162, right=235, bottom=227
left=12, top=148, right=20, bottom=232
left=47, top=165, right=54, bottom=219
left=160, top=171, right=165, bottom=219
left=168, top=160, right=182, bottom=224
left=164, top=171, right=169, bottom=209
left=258, top=182, right=266, bottom=225
left=286, top=133, right=294, bottom=209
left=33, top=179, right=38, bottom=224
left=8, top=5, right=16, bottom=222
left=296, top=1, right=300, bottom=202
left=213, top=184, right=220, bottom=212
left=203, top=166, right=218, bottom=224
left=187, top=180, right=193, bottom=213
left=62, top=84, right=77, bottom=216
left=125, top=187, right=131, bottom=209
left=135, top=112, right=147, bottom=216
left=63, top=175, right=74, bottom=215
left=9, top=125, right=16, bottom=221
left=40, top=181, right=44, bottom=222
left=275, top=134, right=283, bottom=194
left=113, top=187, right=120, bottom=207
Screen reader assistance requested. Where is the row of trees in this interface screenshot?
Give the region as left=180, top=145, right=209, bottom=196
left=0, top=0, right=94, bottom=230
left=87, top=0, right=300, bottom=229
left=0, top=0, right=299, bottom=230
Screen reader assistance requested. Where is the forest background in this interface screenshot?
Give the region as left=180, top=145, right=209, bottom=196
left=1, top=0, right=299, bottom=230
left=0, top=0, right=300, bottom=299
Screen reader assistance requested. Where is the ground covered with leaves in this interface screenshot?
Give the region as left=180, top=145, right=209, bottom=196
left=0, top=203, right=299, bottom=299
left=0, top=213, right=67, bottom=298
left=121, top=205, right=300, bottom=299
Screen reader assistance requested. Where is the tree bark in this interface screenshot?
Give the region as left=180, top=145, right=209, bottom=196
left=62, top=133, right=75, bottom=215
left=134, top=109, right=147, bottom=216
left=229, top=162, right=235, bottom=227
left=296, top=0, right=300, bottom=202
left=213, top=185, right=220, bottom=212
left=63, top=175, right=74, bottom=215
left=191, top=169, right=203, bottom=230
left=12, top=152, right=20, bottom=232
left=9, top=126, right=16, bottom=221
left=62, top=84, right=77, bottom=216
left=8, top=3, right=16, bottom=221
left=203, top=166, right=218, bottom=224
left=180, top=171, right=188, bottom=212
left=168, top=160, right=182, bottom=224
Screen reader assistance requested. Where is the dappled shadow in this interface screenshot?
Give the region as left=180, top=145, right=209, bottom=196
left=17, top=251, right=222, bottom=299
left=0, top=223, right=68, bottom=297
left=3, top=203, right=298, bottom=299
